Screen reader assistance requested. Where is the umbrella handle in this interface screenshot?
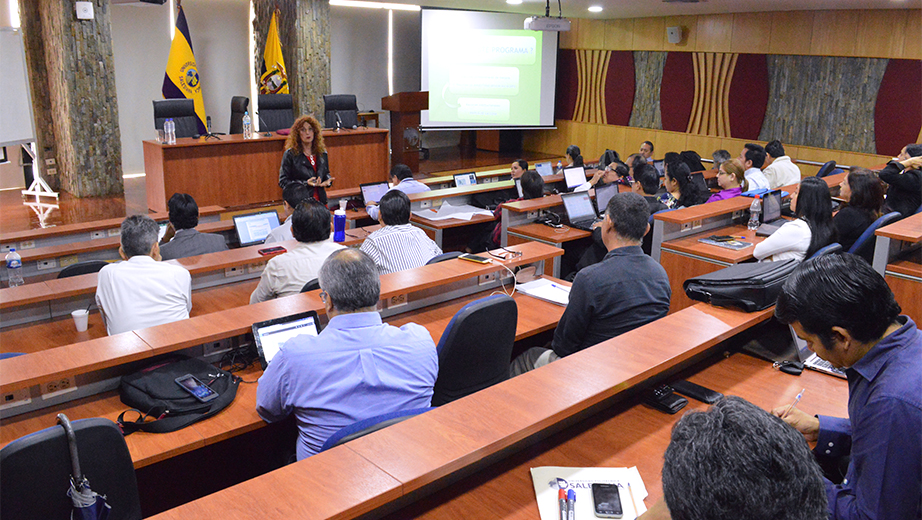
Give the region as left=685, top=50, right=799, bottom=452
left=56, top=413, right=85, bottom=489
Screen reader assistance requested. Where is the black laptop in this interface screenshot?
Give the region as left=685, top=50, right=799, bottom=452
left=233, top=210, right=281, bottom=247
left=252, top=310, right=322, bottom=369
left=755, top=190, right=785, bottom=236
left=360, top=181, right=390, bottom=205
left=453, top=172, right=477, bottom=187
left=561, top=191, right=603, bottom=231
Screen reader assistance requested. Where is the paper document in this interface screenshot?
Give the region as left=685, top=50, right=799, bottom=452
left=411, top=201, right=493, bottom=221
left=517, top=278, right=570, bottom=306
left=530, top=466, right=648, bottom=520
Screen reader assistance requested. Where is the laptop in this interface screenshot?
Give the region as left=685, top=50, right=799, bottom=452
left=561, top=191, right=603, bottom=231
left=595, top=183, right=618, bottom=214
left=453, top=172, right=477, bottom=187
left=535, top=162, right=553, bottom=177
left=233, top=210, right=281, bottom=247
left=755, top=190, right=785, bottom=236
left=791, top=326, right=846, bottom=379
left=563, top=166, right=587, bottom=191
left=252, top=310, right=322, bottom=370
left=360, top=181, right=390, bottom=205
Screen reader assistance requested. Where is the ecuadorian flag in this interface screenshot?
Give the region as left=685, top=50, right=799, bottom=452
left=259, top=11, right=289, bottom=94
left=163, top=5, right=207, bottom=134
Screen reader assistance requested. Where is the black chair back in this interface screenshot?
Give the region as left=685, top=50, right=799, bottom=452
left=848, top=211, right=902, bottom=262
left=257, top=94, right=295, bottom=132
left=229, top=96, right=249, bottom=135
left=432, top=294, right=517, bottom=406
left=809, top=242, right=842, bottom=259
left=323, top=94, right=359, bottom=129
left=426, top=251, right=463, bottom=265
left=319, top=408, right=432, bottom=451
left=816, top=160, right=837, bottom=178
left=57, top=260, right=109, bottom=279
left=0, top=417, right=141, bottom=520
left=300, top=278, right=321, bottom=293
left=153, top=99, right=199, bottom=138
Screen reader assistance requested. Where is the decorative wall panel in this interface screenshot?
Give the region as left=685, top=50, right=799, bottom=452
left=628, top=51, right=666, bottom=130
left=573, top=50, right=611, bottom=124
left=874, top=59, right=922, bottom=157
left=727, top=54, right=768, bottom=141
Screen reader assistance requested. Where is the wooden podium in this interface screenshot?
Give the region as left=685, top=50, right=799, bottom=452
left=382, top=91, right=428, bottom=173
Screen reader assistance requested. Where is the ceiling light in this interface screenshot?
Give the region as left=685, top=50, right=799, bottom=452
left=588, top=6, right=603, bottom=12
left=507, top=0, right=523, bottom=4
left=329, top=0, right=421, bottom=11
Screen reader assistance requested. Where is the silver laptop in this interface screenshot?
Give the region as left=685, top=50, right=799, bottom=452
left=252, top=310, right=321, bottom=369
left=791, top=326, right=846, bottom=379
left=535, top=162, right=553, bottom=177
left=756, top=190, right=785, bottom=236
left=595, top=183, right=618, bottom=214
left=453, top=172, right=477, bottom=187
left=560, top=191, right=602, bottom=231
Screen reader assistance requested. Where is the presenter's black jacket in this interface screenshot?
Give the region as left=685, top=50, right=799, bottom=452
left=279, top=149, right=331, bottom=204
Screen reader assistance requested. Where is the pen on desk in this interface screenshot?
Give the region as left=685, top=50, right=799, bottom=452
left=627, top=482, right=638, bottom=519
left=550, top=283, right=569, bottom=291
left=781, top=388, right=806, bottom=419
left=559, top=488, right=568, bottom=520
left=567, top=489, right=575, bottom=520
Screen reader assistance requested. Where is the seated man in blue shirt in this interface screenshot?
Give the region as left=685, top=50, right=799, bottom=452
left=773, top=254, right=921, bottom=520
left=366, top=163, right=430, bottom=221
left=256, top=248, right=438, bottom=460
left=510, top=193, right=671, bottom=375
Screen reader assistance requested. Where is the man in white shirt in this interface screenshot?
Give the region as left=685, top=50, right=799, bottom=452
left=762, top=140, right=802, bottom=189
left=739, top=143, right=771, bottom=191
left=96, top=215, right=192, bottom=335
left=361, top=190, right=442, bottom=274
left=265, top=182, right=314, bottom=244
left=250, top=200, right=345, bottom=303
left=365, top=164, right=430, bottom=221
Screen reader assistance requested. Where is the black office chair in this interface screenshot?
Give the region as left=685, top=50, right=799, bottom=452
left=319, top=407, right=432, bottom=452
left=57, top=260, right=108, bottom=279
left=431, top=294, right=517, bottom=406
left=229, top=96, right=249, bottom=135
left=323, top=94, right=359, bottom=129
left=257, top=94, right=295, bottom=132
left=815, top=160, right=837, bottom=178
left=426, top=251, right=463, bottom=265
left=848, top=212, right=902, bottom=262
left=153, top=99, right=199, bottom=138
left=0, top=416, right=142, bottom=520
left=300, top=278, right=321, bottom=293
left=809, top=242, right=842, bottom=259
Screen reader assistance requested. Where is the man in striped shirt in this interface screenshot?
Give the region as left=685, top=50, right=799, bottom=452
left=360, top=190, right=442, bottom=274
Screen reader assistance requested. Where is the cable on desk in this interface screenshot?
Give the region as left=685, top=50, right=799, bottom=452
left=219, top=343, right=260, bottom=383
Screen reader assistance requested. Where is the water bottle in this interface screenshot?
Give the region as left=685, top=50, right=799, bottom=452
left=6, top=248, right=23, bottom=288
left=165, top=118, right=176, bottom=145
left=333, top=208, right=346, bottom=242
left=747, top=195, right=762, bottom=230
left=242, top=111, right=252, bottom=139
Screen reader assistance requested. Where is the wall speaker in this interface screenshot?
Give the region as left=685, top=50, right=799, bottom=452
left=666, top=26, right=683, bottom=44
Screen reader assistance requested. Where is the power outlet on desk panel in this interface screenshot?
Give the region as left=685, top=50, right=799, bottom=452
left=692, top=219, right=702, bottom=229
left=225, top=266, right=245, bottom=277
left=37, top=258, right=57, bottom=270
left=681, top=222, right=692, bottom=232
left=732, top=210, right=744, bottom=219
left=0, top=388, right=32, bottom=411
left=41, top=376, right=78, bottom=400
left=107, top=228, right=121, bottom=237
left=479, top=272, right=496, bottom=285
left=389, top=293, right=408, bottom=309
left=420, top=200, right=432, bottom=209
left=59, top=255, right=79, bottom=268
left=91, top=230, right=106, bottom=240
left=527, top=211, right=538, bottom=220
left=19, top=240, right=35, bottom=249
left=247, top=263, right=265, bottom=274
left=204, top=338, right=233, bottom=356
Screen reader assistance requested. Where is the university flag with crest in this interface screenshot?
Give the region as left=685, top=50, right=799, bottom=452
left=162, top=5, right=207, bottom=134
left=259, top=11, right=289, bottom=94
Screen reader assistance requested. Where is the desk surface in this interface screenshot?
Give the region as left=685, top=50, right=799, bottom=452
left=508, top=222, right=591, bottom=244
left=661, top=225, right=767, bottom=263
left=876, top=212, right=922, bottom=243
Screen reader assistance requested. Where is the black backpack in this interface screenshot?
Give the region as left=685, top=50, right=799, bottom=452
left=117, top=356, right=240, bottom=434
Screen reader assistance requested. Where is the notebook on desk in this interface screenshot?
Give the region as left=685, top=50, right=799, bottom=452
left=252, top=310, right=322, bottom=370
left=560, top=191, right=602, bottom=231
left=234, top=210, right=281, bottom=247
left=792, top=326, right=846, bottom=379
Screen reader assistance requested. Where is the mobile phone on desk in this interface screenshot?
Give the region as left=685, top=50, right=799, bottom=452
left=175, top=374, right=219, bottom=403
left=458, top=253, right=491, bottom=264
left=592, top=483, right=624, bottom=518
left=258, top=246, right=287, bottom=256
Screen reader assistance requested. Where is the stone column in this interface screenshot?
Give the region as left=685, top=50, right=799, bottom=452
left=253, top=0, right=330, bottom=121
left=19, top=0, right=123, bottom=197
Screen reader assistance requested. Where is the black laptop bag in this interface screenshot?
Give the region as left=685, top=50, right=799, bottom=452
left=683, top=259, right=799, bottom=312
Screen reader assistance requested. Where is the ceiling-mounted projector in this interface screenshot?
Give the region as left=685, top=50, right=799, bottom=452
left=524, top=16, right=571, bottom=32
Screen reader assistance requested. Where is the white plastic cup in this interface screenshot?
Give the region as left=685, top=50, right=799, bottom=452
left=72, top=309, right=89, bottom=332
left=339, top=199, right=347, bottom=211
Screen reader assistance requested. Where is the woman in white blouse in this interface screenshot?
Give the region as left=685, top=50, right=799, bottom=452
left=753, top=176, right=835, bottom=262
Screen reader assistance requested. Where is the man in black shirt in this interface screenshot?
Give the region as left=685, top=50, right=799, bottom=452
left=510, top=193, right=671, bottom=375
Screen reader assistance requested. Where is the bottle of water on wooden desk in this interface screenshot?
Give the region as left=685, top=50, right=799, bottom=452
left=242, top=111, right=252, bottom=139
left=747, top=195, right=761, bottom=230
left=5, top=248, right=23, bottom=288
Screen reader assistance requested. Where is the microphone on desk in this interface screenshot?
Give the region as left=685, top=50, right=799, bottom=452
left=335, top=111, right=343, bottom=131
left=253, top=111, right=273, bottom=137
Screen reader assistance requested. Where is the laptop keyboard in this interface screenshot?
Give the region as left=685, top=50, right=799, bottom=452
left=569, top=218, right=602, bottom=231
left=806, top=353, right=846, bottom=377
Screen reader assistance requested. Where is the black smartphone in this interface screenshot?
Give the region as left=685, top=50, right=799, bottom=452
left=175, top=374, right=219, bottom=403
left=258, top=246, right=287, bottom=256
left=707, top=235, right=736, bottom=242
left=591, top=483, right=624, bottom=518
left=458, top=253, right=491, bottom=264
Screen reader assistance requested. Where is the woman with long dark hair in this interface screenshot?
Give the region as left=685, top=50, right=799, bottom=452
left=754, top=176, right=834, bottom=261
left=557, top=145, right=584, bottom=171
left=834, top=168, right=884, bottom=256
left=660, top=161, right=709, bottom=209
left=278, top=115, right=332, bottom=204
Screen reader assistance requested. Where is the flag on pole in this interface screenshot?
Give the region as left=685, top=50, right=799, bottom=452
left=259, top=11, right=289, bottom=94
left=162, top=5, right=207, bottom=134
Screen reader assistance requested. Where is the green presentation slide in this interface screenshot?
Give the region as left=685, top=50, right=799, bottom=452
left=427, top=29, right=543, bottom=126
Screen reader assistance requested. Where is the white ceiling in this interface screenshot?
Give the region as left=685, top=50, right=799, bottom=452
left=355, top=0, right=921, bottom=19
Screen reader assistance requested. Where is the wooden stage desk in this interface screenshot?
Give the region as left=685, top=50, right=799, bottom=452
left=143, top=128, right=389, bottom=212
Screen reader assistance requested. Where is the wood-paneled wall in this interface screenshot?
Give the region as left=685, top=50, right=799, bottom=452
left=560, top=9, right=921, bottom=60
left=524, top=121, right=893, bottom=177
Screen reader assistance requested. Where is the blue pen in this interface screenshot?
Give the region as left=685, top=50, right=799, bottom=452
left=567, top=489, right=576, bottom=520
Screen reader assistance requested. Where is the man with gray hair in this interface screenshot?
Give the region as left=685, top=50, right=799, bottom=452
left=256, top=248, right=438, bottom=460
left=95, top=214, right=192, bottom=335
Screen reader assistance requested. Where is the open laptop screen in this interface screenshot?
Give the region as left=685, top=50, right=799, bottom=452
left=561, top=191, right=597, bottom=222
left=234, top=211, right=281, bottom=247
left=563, top=166, right=586, bottom=190
left=762, top=189, right=783, bottom=222
left=535, top=162, right=553, bottom=177
left=595, top=183, right=617, bottom=214
left=453, top=172, right=477, bottom=187
left=252, top=310, right=321, bottom=369
left=360, top=182, right=390, bottom=205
